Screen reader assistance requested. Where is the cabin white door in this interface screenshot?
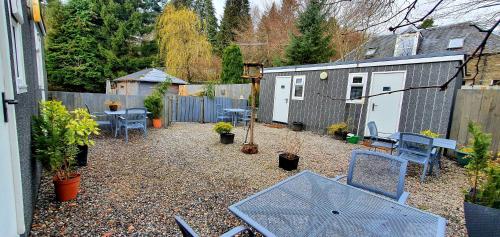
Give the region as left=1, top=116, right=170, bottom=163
left=365, top=71, right=406, bottom=136
left=272, top=76, right=291, bottom=123
left=0, top=0, right=24, bottom=235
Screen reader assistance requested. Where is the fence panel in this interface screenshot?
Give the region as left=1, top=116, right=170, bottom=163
left=449, top=88, right=500, bottom=158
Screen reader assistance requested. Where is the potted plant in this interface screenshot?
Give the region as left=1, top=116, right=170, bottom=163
left=66, top=108, right=100, bottom=166
left=105, top=100, right=121, bottom=111
left=327, top=122, right=348, bottom=140
left=291, top=122, right=304, bottom=132
left=144, top=92, right=163, bottom=128
left=32, top=101, right=82, bottom=201
left=456, top=146, right=473, bottom=166
left=463, top=122, right=499, bottom=236
left=278, top=133, right=303, bottom=171
left=214, top=122, right=234, bottom=144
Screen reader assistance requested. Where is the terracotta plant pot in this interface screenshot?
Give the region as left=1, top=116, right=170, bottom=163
left=109, top=104, right=118, bottom=111
left=152, top=118, right=162, bottom=128
left=53, top=173, right=81, bottom=202
left=279, top=153, right=300, bottom=171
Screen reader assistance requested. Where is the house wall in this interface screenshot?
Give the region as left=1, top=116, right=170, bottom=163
left=259, top=60, right=463, bottom=137
left=464, top=54, right=500, bottom=86
left=114, top=81, right=139, bottom=95
left=138, top=82, right=179, bottom=96
left=5, top=0, right=47, bottom=235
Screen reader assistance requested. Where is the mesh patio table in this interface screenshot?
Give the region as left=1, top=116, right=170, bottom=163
left=229, top=170, right=446, bottom=237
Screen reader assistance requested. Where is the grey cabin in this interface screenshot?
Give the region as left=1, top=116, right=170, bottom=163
left=107, top=68, right=188, bottom=96
left=258, top=52, right=465, bottom=138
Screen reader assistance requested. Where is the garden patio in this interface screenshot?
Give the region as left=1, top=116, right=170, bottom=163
left=30, top=123, right=469, bottom=236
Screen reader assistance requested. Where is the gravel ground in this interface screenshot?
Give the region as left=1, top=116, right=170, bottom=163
left=30, top=123, right=468, bottom=236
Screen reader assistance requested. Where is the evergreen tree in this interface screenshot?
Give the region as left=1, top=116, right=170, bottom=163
left=284, top=0, right=334, bottom=65
left=192, top=0, right=218, bottom=48
left=171, top=0, right=192, bottom=8
left=216, top=0, right=250, bottom=54
left=46, top=0, right=106, bottom=92
left=220, top=44, right=244, bottom=84
left=419, top=18, right=435, bottom=29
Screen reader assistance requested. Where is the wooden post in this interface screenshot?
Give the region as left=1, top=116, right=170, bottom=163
left=241, top=63, right=263, bottom=154
left=249, top=78, right=256, bottom=145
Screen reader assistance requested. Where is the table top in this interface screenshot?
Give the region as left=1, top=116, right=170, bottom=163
left=389, top=132, right=457, bottom=150
left=104, top=110, right=151, bottom=115
left=224, top=108, right=247, bottom=113
left=229, top=171, right=446, bottom=237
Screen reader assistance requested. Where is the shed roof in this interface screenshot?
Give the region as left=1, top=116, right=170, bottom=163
left=114, top=68, right=188, bottom=85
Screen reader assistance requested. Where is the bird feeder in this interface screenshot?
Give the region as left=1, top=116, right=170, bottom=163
left=241, top=63, right=263, bottom=154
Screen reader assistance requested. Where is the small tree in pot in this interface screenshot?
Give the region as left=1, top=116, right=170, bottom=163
left=327, top=122, right=349, bottom=140
left=144, top=92, right=163, bottom=128
left=214, top=122, right=234, bottom=144
left=279, top=132, right=303, bottom=171
left=463, top=122, right=499, bottom=236
left=66, top=108, right=100, bottom=166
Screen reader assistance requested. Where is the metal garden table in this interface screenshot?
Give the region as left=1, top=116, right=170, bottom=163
left=104, top=110, right=151, bottom=134
left=229, top=170, right=446, bottom=237
left=223, top=108, right=247, bottom=126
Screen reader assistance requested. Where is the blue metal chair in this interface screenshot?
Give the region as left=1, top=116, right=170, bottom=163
left=85, top=104, right=112, bottom=131
left=367, top=121, right=397, bottom=154
left=216, top=104, right=231, bottom=122
left=334, top=150, right=409, bottom=204
left=115, top=108, right=147, bottom=143
left=174, top=216, right=253, bottom=237
left=239, top=108, right=252, bottom=126
left=397, top=133, right=436, bottom=182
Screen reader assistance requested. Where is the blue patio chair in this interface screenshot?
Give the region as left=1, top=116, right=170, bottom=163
left=239, top=108, right=252, bottom=126
left=367, top=121, right=397, bottom=154
left=216, top=104, right=231, bottom=122
left=334, top=150, right=409, bottom=204
left=397, top=133, right=436, bottom=182
left=174, top=216, right=253, bottom=237
left=85, top=104, right=112, bottom=131
left=115, top=108, right=147, bottom=143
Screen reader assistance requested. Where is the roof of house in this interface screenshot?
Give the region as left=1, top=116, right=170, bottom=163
left=344, top=22, right=500, bottom=60
left=264, top=51, right=464, bottom=73
left=114, top=68, right=188, bottom=85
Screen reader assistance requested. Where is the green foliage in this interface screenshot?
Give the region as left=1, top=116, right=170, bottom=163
left=420, top=129, right=440, bottom=138
left=216, top=0, right=250, bottom=53
left=474, top=164, right=500, bottom=208
left=32, top=101, right=96, bottom=180
left=284, top=0, right=334, bottom=65
left=213, top=122, right=233, bottom=134
left=144, top=92, right=163, bottom=119
left=193, top=0, right=218, bottom=48
left=202, top=81, right=216, bottom=99
left=171, top=0, right=193, bottom=8
left=221, top=44, right=244, bottom=84
left=155, top=79, right=173, bottom=95
left=419, top=18, right=434, bottom=29
left=327, top=122, right=348, bottom=135
left=464, top=122, right=496, bottom=207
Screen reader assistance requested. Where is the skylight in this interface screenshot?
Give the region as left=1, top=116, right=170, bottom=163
left=365, top=48, right=377, bottom=57
left=448, top=38, right=464, bottom=49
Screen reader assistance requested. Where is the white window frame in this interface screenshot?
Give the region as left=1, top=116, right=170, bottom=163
left=291, top=75, right=306, bottom=100
left=34, top=25, right=46, bottom=100
left=346, top=72, right=368, bottom=104
left=9, top=0, right=27, bottom=94
left=394, top=33, right=420, bottom=57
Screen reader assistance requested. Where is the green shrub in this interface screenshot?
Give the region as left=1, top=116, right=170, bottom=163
left=66, top=108, right=100, bottom=146
left=213, top=122, right=233, bottom=134
left=327, top=122, right=348, bottom=135
left=144, top=92, right=163, bottom=119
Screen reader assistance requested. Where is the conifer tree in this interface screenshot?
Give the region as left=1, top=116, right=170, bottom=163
left=216, top=0, right=250, bottom=54
left=220, top=44, right=244, bottom=84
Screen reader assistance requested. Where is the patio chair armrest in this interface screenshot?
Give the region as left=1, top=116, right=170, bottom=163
left=333, top=175, right=347, bottom=181
left=397, top=191, right=410, bottom=204
left=219, top=226, right=252, bottom=237
left=118, top=116, right=126, bottom=120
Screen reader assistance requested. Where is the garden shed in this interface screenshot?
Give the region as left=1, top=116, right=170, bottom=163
left=258, top=52, right=465, bottom=137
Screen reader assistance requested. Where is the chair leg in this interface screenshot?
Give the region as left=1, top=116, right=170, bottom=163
left=115, top=126, right=119, bottom=138
left=125, top=129, right=128, bottom=143
left=420, top=162, right=428, bottom=182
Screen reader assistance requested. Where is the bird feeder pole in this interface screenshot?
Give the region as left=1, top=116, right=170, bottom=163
left=241, top=63, right=263, bottom=154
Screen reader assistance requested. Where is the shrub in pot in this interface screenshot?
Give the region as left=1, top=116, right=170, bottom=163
left=463, top=122, right=499, bottom=237
left=66, top=108, right=100, bottom=166
left=291, top=122, right=304, bottom=132
left=33, top=101, right=83, bottom=202
left=455, top=146, right=473, bottom=167
left=279, top=133, right=302, bottom=171
left=144, top=92, right=163, bottom=128
left=327, top=122, right=348, bottom=140
left=214, top=122, right=234, bottom=144
left=105, top=100, right=121, bottom=111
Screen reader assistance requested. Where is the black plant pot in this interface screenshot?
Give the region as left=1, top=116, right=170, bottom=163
left=220, top=133, right=235, bottom=144
left=334, top=131, right=348, bottom=140
left=464, top=201, right=500, bottom=237
left=76, top=145, right=88, bottom=166
left=291, top=122, right=304, bottom=132
left=279, top=153, right=300, bottom=171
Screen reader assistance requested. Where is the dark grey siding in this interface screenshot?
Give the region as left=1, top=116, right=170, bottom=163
left=259, top=60, right=462, bottom=137
left=5, top=1, right=46, bottom=235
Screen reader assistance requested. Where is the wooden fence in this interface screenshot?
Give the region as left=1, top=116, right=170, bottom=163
left=450, top=88, right=499, bottom=158
left=48, top=91, right=247, bottom=127
left=179, top=83, right=252, bottom=100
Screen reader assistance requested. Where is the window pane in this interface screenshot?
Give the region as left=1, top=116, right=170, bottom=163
left=352, top=77, right=363, bottom=83
left=350, top=86, right=363, bottom=100
left=294, top=85, right=303, bottom=97
left=295, top=78, right=303, bottom=84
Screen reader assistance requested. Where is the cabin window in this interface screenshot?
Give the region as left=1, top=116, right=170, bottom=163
left=292, top=75, right=306, bottom=100
left=34, top=25, right=45, bottom=100
left=9, top=0, right=27, bottom=94
left=346, top=73, right=368, bottom=104
left=394, top=33, right=420, bottom=57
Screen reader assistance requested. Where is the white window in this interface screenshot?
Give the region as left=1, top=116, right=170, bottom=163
left=448, top=38, right=465, bottom=49
left=346, top=73, right=368, bottom=104
left=394, top=33, right=420, bottom=57
left=292, top=75, right=306, bottom=100
left=9, top=0, right=27, bottom=94
left=34, top=25, right=45, bottom=100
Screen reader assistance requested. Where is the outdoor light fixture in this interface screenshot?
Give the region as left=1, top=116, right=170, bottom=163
left=320, top=71, right=328, bottom=80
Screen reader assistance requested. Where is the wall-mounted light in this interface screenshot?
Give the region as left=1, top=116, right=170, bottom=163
left=320, top=71, right=328, bottom=80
